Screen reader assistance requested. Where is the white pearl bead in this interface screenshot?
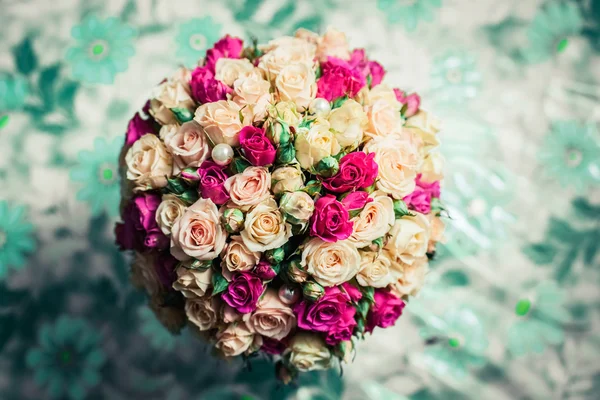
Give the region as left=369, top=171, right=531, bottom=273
left=309, top=98, right=331, bottom=117
left=278, top=285, right=301, bottom=305
left=211, top=143, right=234, bottom=166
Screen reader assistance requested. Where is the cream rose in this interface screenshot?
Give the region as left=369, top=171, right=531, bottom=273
left=428, top=215, right=446, bottom=253
left=348, top=191, right=395, bottom=248
left=364, top=133, right=422, bottom=199
left=384, top=212, right=431, bottom=266
left=365, top=99, right=403, bottom=139
left=420, top=150, right=445, bottom=183
left=159, top=124, right=179, bottom=140
left=162, top=121, right=211, bottom=174
left=406, top=109, right=441, bottom=136
left=247, top=289, right=296, bottom=340
left=279, top=191, right=314, bottom=226
left=301, top=238, right=361, bottom=287
left=275, top=63, right=317, bottom=111
left=357, top=251, right=394, bottom=288
left=271, top=166, right=305, bottom=195
left=215, top=322, right=256, bottom=357
left=316, top=28, right=350, bottom=61
left=185, top=296, right=220, bottom=331
left=294, top=120, right=341, bottom=170
left=264, top=101, right=302, bottom=144
left=328, top=99, right=368, bottom=149
left=130, top=251, right=162, bottom=296
left=232, top=70, right=272, bottom=121
left=155, top=194, right=187, bottom=236
left=150, top=67, right=194, bottom=125
left=194, top=100, right=252, bottom=146
left=220, top=236, right=260, bottom=279
left=258, top=37, right=316, bottom=80
left=366, top=84, right=400, bottom=107
left=389, top=254, right=429, bottom=297
left=170, top=198, right=227, bottom=261
left=295, top=28, right=320, bottom=45
left=215, top=58, right=254, bottom=86
left=241, top=198, right=292, bottom=252
left=172, top=265, right=213, bottom=298
left=288, top=333, right=332, bottom=371
left=125, top=134, right=172, bottom=192
left=224, top=166, right=271, bottom=209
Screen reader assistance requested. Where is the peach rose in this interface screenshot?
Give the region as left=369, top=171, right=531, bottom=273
left=258, top=37, right=316, bottom=81
left=348, top=190, right=395, bottom=248
left=294, top=120, right=341, bottom=170
left=301, top=238, right=361, bottom=287
left=194, top=100, right=252, bottom=147
left=420, top=150, right=445, bottom=183
left=357, top=251, right=394, bottom=288
left=220, top=236, right=261, bottom=280
left=428, top=215, right=446, bottom=253
left=241, top=198, right=292, bottom=252
left=232, top=70, right=272, bottom=121
left=275, top=63, right=317, bottom=111
left=215, top=322, right=256, bottom=357
left=271, top=165, right=305, bottom=195
left=185, top=296, right=220, bottom=331
left=247, top=289, right=296, bottom=340
left=163, top=121, right=211, bottom=174
left=125, top=134, right=172, bottom=192
left=364, top=133, right=422, bottom=199
left=288, top=333, right=332, bottom=371
left=365, top=99, right=403, bottom=139
left=172, top=265, right=213, bottom=298
left=155, top=194, right=187, bottom=236
left=389, top=254, right=429, bottom=297
left=170, top=198, right=226, bottom=261
left=130, top=251, right=162, bottom=296
left=150, top=67, right=194, bottom=125
left=224, top=166, right=271, bottom=209
left=328, top=99, right=368, bottom=149
left=316, top=28, right=350, bottom=61
left=384, top=212, right=431, bottom=266
left=215, top=58, right=254, bottom=86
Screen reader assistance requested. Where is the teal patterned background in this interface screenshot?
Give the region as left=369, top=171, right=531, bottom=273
left=1, top=0, right=600, bottom=399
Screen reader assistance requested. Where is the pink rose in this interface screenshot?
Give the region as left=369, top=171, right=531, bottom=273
left=317, top=58, right=366, bottom=101
left=341, top=282, right=363, bottom=302
left=163, top=121, right=211, bottom=174
left=394, top=89, right=421, bottom=118
left=366, top=289, right=405, bottom=333
left=310, top=195, right=353, bottom=242
left=368, top=61, right=385, bottom=87
left=205, top=35, right=244, bottom=72
left=116, top=193, right=168, bottom=251
left=261, top=337, right=287, bottom=355
left=239, top=126, right=276, bottom=166
left=347, top=49, right=386, bottom=87
left=125, top=101, right=158, bottom=146
left=254, top=260, right=278, bottom=281
left=294, top=286, right=357, bottom=345
left=341, top=191, right=372, bottom=212
left=323, top=151, right=378, bottom=193
left=224, top=166, right=271, bottom=209
left=198, top=160, right=230, bottom=205
left=221, top=272, right=265, bottom=314
left=190, top=66, right=231, bottom=104
left=403, top=174, right=441, bottom=214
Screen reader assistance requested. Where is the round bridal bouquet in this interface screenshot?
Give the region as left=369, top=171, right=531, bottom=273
left=115, top=28, right=445, bottom=381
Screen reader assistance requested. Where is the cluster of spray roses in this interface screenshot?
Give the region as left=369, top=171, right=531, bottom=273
left=115, top=28, right=445, bottom=380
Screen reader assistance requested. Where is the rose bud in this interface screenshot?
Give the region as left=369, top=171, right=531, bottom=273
left=302, top=281, right=325, bottom=302
left=276, top=143, right=296, bottom=165
left=180, top=167, right=200, bottom=183
left=280, top=191, right=315, bottom=226
left=313, top=156, right=339, bottom=178
left=271, top=166, right=305, bottom=195
left=254, top=260, right=279, bottom=281
left=334, top=340, right=355, bottom=364
left=265, top=247, right=286, bottom=265
left=393, top=199, right=412, bottom=219
left=284, top=257, right=308, bottom=283
left=221, top=208, right=244, bottom=233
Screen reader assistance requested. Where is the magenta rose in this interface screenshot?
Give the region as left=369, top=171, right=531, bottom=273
left=346, top=49, right=386, bottom=88
left=198, top=160, right=230, bottom=205
left=125, top=101, right=158, bottom=146
left=261, top=337, right=288, bottom=355
left=394, top=89, right=421, bottom=118
left=341, top=282, right=362, bottom=302
left=221, top=272, right=265, bottom=314
left=403, top=174, right=441, bottom=214
left=190, top=66, right=231, bottom=104
left=323, top=152, right=378, bottom=193
left=366, top=289, right=406, bottom=333
left=368, top=61, right=385, bottom=87
left=205, top=35, right=244, bottom=72
left=341, top=191, right=372, bottom=212
left=295, top=286, right=356, bottom=336
left=116, top=193, right=168, bottom=251
left=254, top=260, right=278, bottom=281
left=239, top=126, right=276, bottom=166
left=325, top=312, right=356, bottom=345
left=155, top=252, right=179, bottom=288
left=310, top=195, right=353, bottom=242
left=317, top=58, right=366, bottom=101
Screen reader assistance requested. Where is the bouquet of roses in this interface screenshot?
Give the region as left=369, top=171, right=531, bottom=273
left=115, top=27, right=445, bottom=380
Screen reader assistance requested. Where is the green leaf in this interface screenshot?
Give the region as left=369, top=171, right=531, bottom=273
left=360, top=286, right=375, bottom=304
left=0, top=115, right=9, bottom=129
left=56, top=81, right=79, bottom=115
left=293, top=16, right=322, bottom=33
left=440, top=270, right=470, bottom=286
left=547, top=218, right=579, bottom=242
left=230, top=157, right=252, bottom=174
left=38, top=64, right=61, bottom=110
left=331, top=95, right=348, bottom=109
left=393, top=199, right=413, bottom=219
left=356, top=299, right=370, bottom=319
left=164, top=177, right=187, bottom=195
left=583, top=230, right=600, bottom=265
left=572, top=197, right=600, bottom=220
left=556, top=248, right=578, bottom=283
left=13, top=37, right=38, bottom=75
left=522, top=243, right=558, bottom=265
left=270, top=2, right=296, bottom=28
left=212, top=271, right=229, bottom=296
left=171, top=107, right=193, bottom=123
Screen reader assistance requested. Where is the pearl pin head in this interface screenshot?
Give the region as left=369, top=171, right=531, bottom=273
left=211, top=143, right=234, bottom=166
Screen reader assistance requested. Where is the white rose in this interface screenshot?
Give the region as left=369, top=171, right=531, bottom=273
left=328, top=99, right=368, bottom=149
left=258, top=37, right=316, bottom=80
left=162, top=121, right=211, bottom=174
left=357, top=251, right=394, bottom=288
left=365, top=99, right=403, bottom=140
left=194, top=100, right=252, bottom=147
left=172, top=265, right=213, bottom=298
left=294, top=120, right=341, bottom=170
left=301, top=238, right=361, bottom=287
left=155, top=194, right=187, bottom=236
left=150, top=67, right=194, bottom=125
left=271, top=166, right=305, bottom=195
left=348, top=191, right=395, bottom=248
left=384, top=213, right=431, bottom=266
left=241, top=198, right=292, bottom=252
left=363, top=133, right=422, bottom=199
left=264, top=101, right=302, bottom=144
left=316, top=28, right=351, bottom=61
left=275, top=63, right=317, bottom=111
left=130, top=251, right=162, bottom=296
left=185, top=296, right=220, bottom=331
left=170, top=198, right=227, bottom=261
left=420, top=150, right=445, bottom=183
left=247, top=289, right=296, bottom=340
left=215, top=58, right=255, bottom=86
left=279, top=191, right=315, bottom=226
left=288, top=333, right=332, bottom=371
left=125, top=134, right=172, bottom=192
left=366, top=84, right=400, bottom=107
left=389, top=254, right=429, bottom=297
left=215, top=322, right=256, bottom=357
left=220, top=236, right=260, bottom=280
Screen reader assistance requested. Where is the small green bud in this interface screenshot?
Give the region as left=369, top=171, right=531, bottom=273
left=221, top=208, right=244, bottom=233
left=230, top=157, right=251, bottom=174
left=393, top=199, right=413, bottom=219
left=302, top=281, right=325, bottom=302
left=265, top=247, right=286, bottom=265
left=178, top=189, right=199, bottom=205
left=314, top=156, right=339, bottom=178
left=276, top=143, right=296, bottom=165
left=170, top=107, right=193, bottom=123
left=284, top=257, right=308, bottom=283
left=302, top=180, right=322, bottom=197
left=165, top=177, right=187, bottom=195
